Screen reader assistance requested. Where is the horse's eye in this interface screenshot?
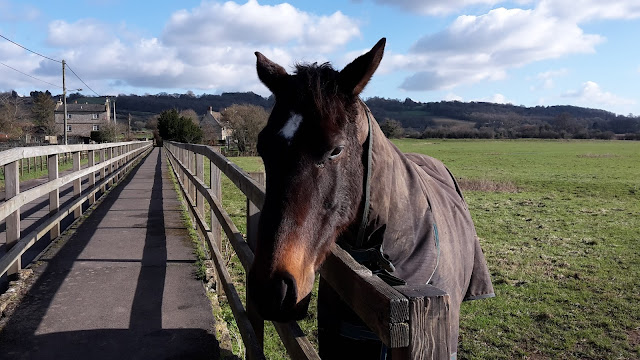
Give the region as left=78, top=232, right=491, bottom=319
left=328, top=146, right=344, bottom=160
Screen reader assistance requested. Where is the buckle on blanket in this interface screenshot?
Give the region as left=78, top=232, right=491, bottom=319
left=340, top=244, right=407, bottom=286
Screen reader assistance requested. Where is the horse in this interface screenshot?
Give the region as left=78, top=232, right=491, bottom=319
left=247, top=38, right=494, bottom=359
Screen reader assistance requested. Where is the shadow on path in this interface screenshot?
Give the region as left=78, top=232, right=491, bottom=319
left=0, top=148, right=219, bottom=359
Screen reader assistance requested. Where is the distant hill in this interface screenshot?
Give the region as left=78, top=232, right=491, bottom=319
left=364, top=97, right=640, bottom=139
left=36, top=92, right=640, bottom=140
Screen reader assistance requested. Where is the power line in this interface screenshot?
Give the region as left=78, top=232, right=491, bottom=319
left=0, top=60, right=63, bottom=89
left=66, top=63, right=100, bottom=97
left=1, top=34, right=102, bottom=97
left=0, top=34, right=62, bottom=63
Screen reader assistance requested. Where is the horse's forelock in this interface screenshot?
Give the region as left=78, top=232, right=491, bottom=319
left=293, top=62, right=354, bottom=134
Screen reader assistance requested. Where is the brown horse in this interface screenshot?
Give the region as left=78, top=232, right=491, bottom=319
left=248, top=38, right=494, bottom=359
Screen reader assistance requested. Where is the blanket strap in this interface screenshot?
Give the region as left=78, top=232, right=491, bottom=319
left=346, top=108, right=406, bottom=287
left=355, top=109, right=373, bottom=249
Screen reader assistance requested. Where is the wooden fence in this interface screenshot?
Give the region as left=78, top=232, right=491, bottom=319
left=0, top=141, right=153, bottom=280
left=164, top=141, right=451, bottom=360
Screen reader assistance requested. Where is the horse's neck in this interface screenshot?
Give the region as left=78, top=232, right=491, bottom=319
left=367, top=114, right=431, bottom=227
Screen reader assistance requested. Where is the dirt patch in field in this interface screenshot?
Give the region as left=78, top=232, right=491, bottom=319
left=577, top=153, right=619, bottom=158
left=629, top=328, right=640, bottom=349
left=457, top=178, right=520, bottom=193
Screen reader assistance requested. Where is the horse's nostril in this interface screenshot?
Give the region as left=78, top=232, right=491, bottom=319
left=275, top=272, right=298, bottom=310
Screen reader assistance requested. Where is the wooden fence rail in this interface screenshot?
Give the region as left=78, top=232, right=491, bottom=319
left=0, top=141, right=153, bottom=280
left=164, top=141, right=451, bottom=360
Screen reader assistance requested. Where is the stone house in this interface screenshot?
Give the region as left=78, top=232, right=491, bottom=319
left=54, top=98, right=111, bottom=138
left=200, top=106, right=232, bottom=145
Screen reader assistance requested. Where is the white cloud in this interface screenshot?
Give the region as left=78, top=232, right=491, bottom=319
left=563, top=81, right=636, bottom=107
left=367, top=0, right=505, bottom=16
left=162, top=0, right=359, bottom=54
left=537, top=0, right=640, bottom=22
left=534, top=68, right=568, bottom=89
left=48, top=19, right=112, bottom=46
left=444, top=92, right=463, bottom=101
left=2, top=0, right=361, bottom=96
left=489, top=93, right=508, bottom=104
left=395, top=6, right=603, bottom=91
left=474, top=93, right=511, bottom=104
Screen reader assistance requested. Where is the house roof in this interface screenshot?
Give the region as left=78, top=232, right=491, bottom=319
left=54, top=103, right=107, bottom=113
left=201, top=109, right=224, bottom=128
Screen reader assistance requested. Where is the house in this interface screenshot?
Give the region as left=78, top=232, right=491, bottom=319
left=54, top=98, right=111, bottom=139
left=200, top=106, right=231, bottom=145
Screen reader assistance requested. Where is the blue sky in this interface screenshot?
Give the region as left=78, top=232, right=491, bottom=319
left=1, top=0, right=639, bottom=115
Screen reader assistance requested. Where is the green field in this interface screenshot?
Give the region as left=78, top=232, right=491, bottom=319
left=214, top=139, right=640, bottom=359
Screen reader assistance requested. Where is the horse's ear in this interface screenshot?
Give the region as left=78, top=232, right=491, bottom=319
left=339, top=38, right=386, bottom=97
left=256, top=52, right=288, bottom=94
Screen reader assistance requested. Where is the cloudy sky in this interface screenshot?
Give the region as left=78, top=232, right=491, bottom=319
left=1, top=0, right=639, bottom=114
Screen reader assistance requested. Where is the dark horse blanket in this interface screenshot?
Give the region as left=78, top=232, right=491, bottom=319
left=320, top=106, right=494, bottom=359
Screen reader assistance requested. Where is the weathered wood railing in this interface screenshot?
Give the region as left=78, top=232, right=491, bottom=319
left=0, top=141, right=153, bottom=280
left=165, top=141, right=451, bottom=360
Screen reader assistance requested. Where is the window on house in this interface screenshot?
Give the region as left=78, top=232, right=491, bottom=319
left=93, top=125, right=99, bottom=131
left=92, top=113, right=98, bottom=119
left=67, top=114, right=71, bottom=119
left=66, top=125, right=72, bottom=132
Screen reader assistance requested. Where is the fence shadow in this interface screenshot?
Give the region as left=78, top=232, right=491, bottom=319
left=0, top=149, right=219, bottom=359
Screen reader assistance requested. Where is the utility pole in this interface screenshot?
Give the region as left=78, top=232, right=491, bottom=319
left=62, top=60, right=68, bottom=145
left=113, top=99, right=116, bottom=125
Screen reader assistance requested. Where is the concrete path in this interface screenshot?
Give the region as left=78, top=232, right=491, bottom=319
left=0, top=148, right=219, bottom=359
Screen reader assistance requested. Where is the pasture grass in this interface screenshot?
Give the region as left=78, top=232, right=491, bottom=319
left=211, top=139, right=640, bottom=359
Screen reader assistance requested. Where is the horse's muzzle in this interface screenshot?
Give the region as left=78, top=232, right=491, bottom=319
left=247, top=269, right=311, bottom=322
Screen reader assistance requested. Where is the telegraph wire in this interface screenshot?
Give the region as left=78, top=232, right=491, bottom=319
left=65, top=63, right=100, bottom=97
left=1, top=33, right=102, bottom=97
left=0, top=34, right=62, bottom=63
left=0, top=60, right=63, bottom=89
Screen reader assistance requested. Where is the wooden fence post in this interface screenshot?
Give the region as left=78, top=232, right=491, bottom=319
left=246, top=171, right=266, bottom=356
left=392, top=285, right=451, bottom=360
left=73, top=151, right=81, bottom=219
left=88, top=150, right=96, bottom=205
left=188, top=150, right=194, bottom=203
left=115, top=146, right=121, bottom=182
left=108, top=147, right=114, bottom=187
left=100, top=149, right=106, bottom=192
left=4, top=160, right=20, bottom=278
left=48, top=154, right=60, bottom=239
left=246, top=172, right=265, bottom=253
left=196, top=153, right=204, bottom=218
left=209, top=146, right=222, bottom=282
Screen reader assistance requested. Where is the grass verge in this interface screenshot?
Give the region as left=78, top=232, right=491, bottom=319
left=193, top=139, right=639, bottom=359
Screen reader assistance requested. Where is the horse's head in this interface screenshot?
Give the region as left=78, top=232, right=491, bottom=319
left=247, top=38, right=386, bottom=322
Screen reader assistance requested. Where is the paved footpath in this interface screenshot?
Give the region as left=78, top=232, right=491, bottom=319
left=0, top=147, right=220, bottom=359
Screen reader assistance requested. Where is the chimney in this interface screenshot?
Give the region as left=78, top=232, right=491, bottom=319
left=208, top=106, right=213, bottom=113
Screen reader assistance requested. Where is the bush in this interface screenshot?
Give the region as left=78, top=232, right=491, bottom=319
left=157, top=109, right=203, bottom=143
left=379, top=118, right=404, bottom=138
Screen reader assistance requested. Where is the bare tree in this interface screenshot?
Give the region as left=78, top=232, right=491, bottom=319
left=0, top=91, right=27, bottom=137
left=222, top=104, right=268, bottom=155
left=179, top=109, right=200, bottom=126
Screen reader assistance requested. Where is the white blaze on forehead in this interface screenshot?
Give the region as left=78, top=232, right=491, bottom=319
left=279, top=113, right=303, bottom=143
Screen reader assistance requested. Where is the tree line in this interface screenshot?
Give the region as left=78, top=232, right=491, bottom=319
left=368, top=97, right=640, bottom=140
left=2, top=90, right=639, bottom=153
